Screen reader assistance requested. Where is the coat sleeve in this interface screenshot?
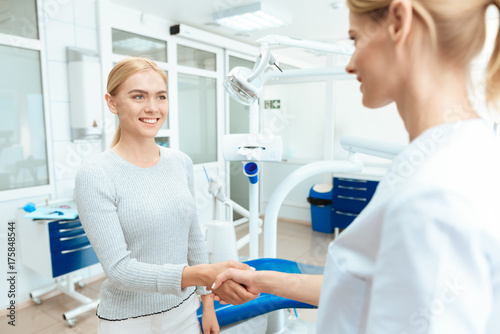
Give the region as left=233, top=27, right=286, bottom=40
left=365, top=185, right=494, bottom=333
left=75, top=163, right=188, bottom=297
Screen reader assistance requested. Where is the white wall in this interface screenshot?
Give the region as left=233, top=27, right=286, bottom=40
left=261, top=81, right=329, bottom=221
left=263, top=82, right=327, bottom=161
left=333, top=79, right=408, bottom=162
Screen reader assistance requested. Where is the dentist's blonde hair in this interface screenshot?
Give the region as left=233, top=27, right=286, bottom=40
left=107, top=57, right=167, bottom=147
left=347, top=0, right=500, bottom=108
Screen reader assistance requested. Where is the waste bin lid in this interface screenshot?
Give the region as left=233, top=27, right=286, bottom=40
left=309, top=184, right=333, bottom=200
left=312, top=184, right=333, bottom=193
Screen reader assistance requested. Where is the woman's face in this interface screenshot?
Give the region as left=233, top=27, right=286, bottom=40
left=108, top=69, right=168, bottom=140
left=345, top=12, right=396, bottom=109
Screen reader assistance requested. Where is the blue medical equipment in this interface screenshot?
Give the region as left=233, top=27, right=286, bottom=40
left=243, top=162, right=259, bottom=184
left=196, top=258, right=322, bottom=328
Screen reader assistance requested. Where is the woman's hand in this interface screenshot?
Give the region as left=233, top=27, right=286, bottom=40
left=182, top=260, right=253, bottom=289
left=205, top=260, right=254, bottom=288
left=201, top=295, right=219, bottom=334
left=210, top=268, right=261, bottom=305
left=211, top=277, right=259, bottom=305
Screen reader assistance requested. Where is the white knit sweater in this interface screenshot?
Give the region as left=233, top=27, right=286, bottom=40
left=75, top=147, right=208, bottom=321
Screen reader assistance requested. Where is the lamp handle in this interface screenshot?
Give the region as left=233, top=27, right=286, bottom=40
left=247, top=45, right=272, bottom=82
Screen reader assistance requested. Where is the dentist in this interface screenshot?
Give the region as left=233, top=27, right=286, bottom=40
left=211, top=1, right=500, bottom=333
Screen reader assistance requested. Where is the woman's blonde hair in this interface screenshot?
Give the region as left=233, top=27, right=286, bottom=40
left=107, top=57, right=167, bottom=147
left=347, top=0, right=500, bottom=107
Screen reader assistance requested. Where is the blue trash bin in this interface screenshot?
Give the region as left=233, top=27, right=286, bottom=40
left=307, top=184, right=334, bottom=233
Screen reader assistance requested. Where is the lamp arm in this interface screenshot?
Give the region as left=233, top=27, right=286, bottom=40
left=256, top=34, right=354, bottom=56
left=340, top=135, right=407, bottom=160
left=261, top=67, right=349, bottom=83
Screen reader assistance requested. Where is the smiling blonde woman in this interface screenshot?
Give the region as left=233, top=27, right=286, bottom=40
left=75, top=57, right=251, bottom=334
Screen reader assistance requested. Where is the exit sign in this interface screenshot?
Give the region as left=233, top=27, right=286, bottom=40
left=264, top=100, right=281, bottom=109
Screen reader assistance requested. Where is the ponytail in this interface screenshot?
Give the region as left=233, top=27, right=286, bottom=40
left=486, top=1, right=500, bottom=108
left=111, top=123, right=121, bottom=148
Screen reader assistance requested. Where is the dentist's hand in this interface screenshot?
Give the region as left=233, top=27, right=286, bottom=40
left=210, top=268, right=261, bottom=305
left=205, top=261, right=253, bottom=289
left=211, top=279, right=259, bottom=305
left=212, top=270, right=323, bottom=307
left=182, top=260, right=252, bottom=289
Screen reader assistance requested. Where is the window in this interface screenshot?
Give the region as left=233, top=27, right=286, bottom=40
left=177, top=45, right=216, bottom=71
left=0, top=0, right=49, bottom=196
left=112, top=29, right=167, bottom=62
left=0, top=0, right=38, bottom=39
left=176, top=43, right=220, bottom=164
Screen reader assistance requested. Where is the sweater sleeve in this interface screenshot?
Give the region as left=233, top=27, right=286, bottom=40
left=74, top=163, right=188, bottom=297
left=182, top=154, right=210, bottom=295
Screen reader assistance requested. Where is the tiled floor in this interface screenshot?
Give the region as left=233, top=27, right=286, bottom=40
left=1, top=221, right=334, bottom=334
left=1, top=279, right=102, bottom=334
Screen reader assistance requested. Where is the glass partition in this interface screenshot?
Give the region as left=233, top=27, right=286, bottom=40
left=0, top=45, right=48, bottom=191
left=178, top=73, right=217, bottom=164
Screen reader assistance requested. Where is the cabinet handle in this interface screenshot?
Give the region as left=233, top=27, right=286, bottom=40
left=337, top=178, right=368, bottom=183
left=337, top=195, right=367, bottom=201
left=59, top=226, right=83, bottom=233
left=60, top=234, right=86, bottom=242
left=335, top=211, right=358, bottom=217
left=338, top=185, right=367, bottom=191
left=61, top=245, right=91, bottom=254
left=57, top=219, right=80, bottom=225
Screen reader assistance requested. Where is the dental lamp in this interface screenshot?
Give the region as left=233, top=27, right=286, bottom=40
left=223, top=35, right=354, bottom=106
left=224, top=44, right=281, bottom=106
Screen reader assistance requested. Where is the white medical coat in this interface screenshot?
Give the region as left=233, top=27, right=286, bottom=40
left=317, top=119, right=500, bottom=334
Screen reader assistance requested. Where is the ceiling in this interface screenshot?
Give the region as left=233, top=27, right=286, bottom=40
left=108, top=0, right=352, bottom=68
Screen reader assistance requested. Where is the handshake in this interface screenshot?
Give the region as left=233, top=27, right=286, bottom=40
left=202, top=260, right=262, bottom=305
left=182, top=260, right=321, bottom=334
left=186, top=260, right=322, bottom=307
